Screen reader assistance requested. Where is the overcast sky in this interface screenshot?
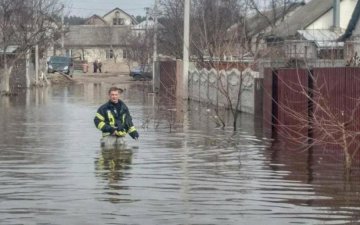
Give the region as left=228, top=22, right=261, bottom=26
left=63, top=0, right=312, bottom=18
left=63, top=0, right=154, bottom=18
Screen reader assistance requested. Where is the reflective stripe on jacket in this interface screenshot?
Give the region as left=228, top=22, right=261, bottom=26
left=94, top=100, right=137, bottom=137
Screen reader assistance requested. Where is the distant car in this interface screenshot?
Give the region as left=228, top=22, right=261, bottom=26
left=129, top=65, right=152, bottom=81
left=47, top=56, right=74, bottom=76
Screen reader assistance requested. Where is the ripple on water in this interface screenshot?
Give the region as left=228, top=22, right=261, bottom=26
left=0, top=85, right=360, bottom=225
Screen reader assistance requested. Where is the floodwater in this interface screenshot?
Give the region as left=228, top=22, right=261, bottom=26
left=1, top=82, right=360, bottom=225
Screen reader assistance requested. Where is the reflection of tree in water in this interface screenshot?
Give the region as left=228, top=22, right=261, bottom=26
left=94, top=148, right=133, bottom=203
left=268, top=142, right=360, bottom=223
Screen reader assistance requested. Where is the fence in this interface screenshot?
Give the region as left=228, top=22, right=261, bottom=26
left=188, top=67, right=261, bottom=115
left=264, top=67, right=360, bottom=158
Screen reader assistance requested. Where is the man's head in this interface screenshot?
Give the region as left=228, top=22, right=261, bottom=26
left=108, top=87, right=123, bottom=103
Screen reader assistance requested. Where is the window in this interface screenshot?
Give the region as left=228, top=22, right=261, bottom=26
left=106, top=49, right=114, bottom=59
left=318, top=49, right=344, bottom=59
left=110, top=49, right=114, bottom=58
left=112, top=18, right=124, bottom=25
left=123, top=50, right=127, bottom=59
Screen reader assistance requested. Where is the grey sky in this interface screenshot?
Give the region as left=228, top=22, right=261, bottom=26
left=63, top=0, right=154, bottom=18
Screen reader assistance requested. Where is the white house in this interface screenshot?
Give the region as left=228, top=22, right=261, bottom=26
left=132, top=19, right=155, bottom=37
left=101, top=8, right=137, bottom=26
left=269, top=0, right=357, bottom=60
left=338, top=0, right=360, bottom=64
left=63, top=8, right=138, bottom=64
left=226, top=2, right=304, bottom=60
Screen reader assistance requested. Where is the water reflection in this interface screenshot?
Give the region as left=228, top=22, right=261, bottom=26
left=268, top=141, right=360, bottom=223
left=94, top=147, right=133, bottom=204
left=1, top=83, right=360, bottom=224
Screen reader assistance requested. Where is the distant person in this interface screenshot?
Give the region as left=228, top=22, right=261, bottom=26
left=98, top=59, right=102, bottom=73
left=94, top=87, right=139, bottom=146
left=93, top=60, right=98, bottom=73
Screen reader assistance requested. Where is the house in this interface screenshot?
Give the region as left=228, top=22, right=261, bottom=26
left=63, top=8, right=138, bottom=65
left=245, top=2, right=304, bottom=56
left=102, top=8, right=137, bottom=26
left=132, top=18, right=155, bottom=37
left=64, top=25, right=130, bottom=63
left=338, top=0, right=360, bottom=64
left=84, top=15, right=107, bottom=26
left=268, top=0, right=357, bottom=60
left=226, top=2, right=304, bottom=60
left=85, top=8, right=137, bottom=26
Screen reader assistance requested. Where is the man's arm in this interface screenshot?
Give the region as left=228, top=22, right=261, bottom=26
left=124, top=107, right=139, bottom=139
left=94, top=108, right=115, bottom=134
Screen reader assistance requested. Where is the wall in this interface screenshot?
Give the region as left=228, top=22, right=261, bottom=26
left=85, top=17, right=107, bottom=25
left=306, top=0, right=356, bottom=30
left=340, top=0, right=358, bottom=29
left=351, top=11, right=360, bottom=40
left=346, top=7, right=360, bottom=55
left=188, top=67, right=260, bottom=114
left=284, top=40, right=318, bottom=59
left=70, top=47, right=124, bottom=63
left=307, top=8, right=336, bottom=30
left=103, top=10, right=133, bottom=26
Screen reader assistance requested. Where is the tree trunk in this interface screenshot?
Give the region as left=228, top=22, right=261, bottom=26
left=342, top=124, right=352, bottom=174
left=233, top=72, right=243, bottom=131
left=233, top=112, right=238, bottom=131
left=1, top=66, right=13, bottom=94
left=344, top=151, right=352, bottom=174
left=25, top=50, right=31, bottom=88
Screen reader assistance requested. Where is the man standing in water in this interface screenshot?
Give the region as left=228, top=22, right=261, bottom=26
left=94, top=87, right=139, bottom=146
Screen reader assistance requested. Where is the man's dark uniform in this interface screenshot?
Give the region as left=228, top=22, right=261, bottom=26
left=94, top=100, right=138, bottom=139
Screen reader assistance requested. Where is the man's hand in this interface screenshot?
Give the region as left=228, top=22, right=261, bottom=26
left=129, top=131, right=139, bottom=140
left=115, top=130, right=127, bottom=137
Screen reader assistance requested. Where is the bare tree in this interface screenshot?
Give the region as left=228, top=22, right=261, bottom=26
left=156, top=0, right=299, bottom=131
left=0, top=0, right=62, bottom=95
left=156, top=0, right=248, bottom=130
left=123, top=29, right=153, bottom=70
left=191, top=0, right=305, bottom=131
left=191, top=0, right=244, bottom=61
left=102, top=25, right=132, bottom=64
left=158, top=0, right=184, bottom=58
left=238, top=0, right=304, bottom=57
left=190, top=0, right=256, bottom=131
left=271, top=67, right=360, bottom=174
left=103, top=25, right=116, bottom=63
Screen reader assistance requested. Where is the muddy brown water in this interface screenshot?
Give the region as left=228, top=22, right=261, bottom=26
left=0, top=83, right=360, bottom=225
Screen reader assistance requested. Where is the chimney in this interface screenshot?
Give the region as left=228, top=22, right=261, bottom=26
left=333, top=0, right=340, bottom=31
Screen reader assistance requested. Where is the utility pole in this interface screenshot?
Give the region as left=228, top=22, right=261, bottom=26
left=61, top=4, right=65, bottom=55
left=34, top=0, right=39, bottom=85
left=152, top=0, right=159, bottom=93
left=183, top=0, right=190, bottom=99
left=35, top=45, right=39, bottom=85
left=145, top=7, right=150, bottom=64
left=25, top=49, right=31, bottom=88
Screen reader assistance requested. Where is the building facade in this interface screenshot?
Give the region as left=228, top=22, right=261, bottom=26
left=63, top=8, right=138, bottom=66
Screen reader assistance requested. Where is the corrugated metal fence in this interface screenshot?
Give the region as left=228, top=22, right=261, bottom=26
left=158, top=61, right=177, bottom=105
left=264, top=67, right=360, bottom=158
